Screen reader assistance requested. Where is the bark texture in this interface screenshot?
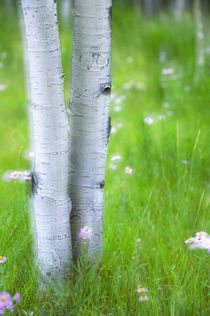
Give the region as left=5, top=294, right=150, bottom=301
left=22, top=0, right=72, bottom=279
left=69, top=0, right=112, bottom=261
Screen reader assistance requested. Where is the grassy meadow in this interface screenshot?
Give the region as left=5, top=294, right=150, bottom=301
left=0, top=2, right=209, bottom=315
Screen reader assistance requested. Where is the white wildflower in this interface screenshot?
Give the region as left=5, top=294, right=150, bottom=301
left=125, top=167, right=133, bottom=174
left=126, top=56, right=133, bottom=63
left=162, top=68, right=174, bottom=75
left=163, top=102, right=170, bottom=108
left=111, top=126, right=117, bottom=134
left=114, top=106, right=122, bottom=112
left=111, top=155, right=121, bottom=161
left=115, top=95, right=125, bottom=104
left=182, top=160, right=189, bottom=165
left=158, top=115, right=165, bottom=120
left=144, top=117, right=154, bottom=125
left=0, top=84, right=7, bottom=91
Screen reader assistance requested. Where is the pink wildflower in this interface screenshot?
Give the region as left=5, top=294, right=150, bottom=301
left=0, top=293, right=14, bottom=314
left=2, top=170, right=31, bottom=182
left=13, top=293, right=20, bottom=304
left=79, top=226, right=93, bottom=240
left=136, top=288, right=148, bottom=293
left=138, top=296, right=150, bottom=302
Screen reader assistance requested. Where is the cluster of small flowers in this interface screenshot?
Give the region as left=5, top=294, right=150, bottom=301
left=0, top=256, right=20, bottom=314
left=136, top=287, right=150, bottom=302
left=109, top=155, right=133, bottom=175
left=0, top=293, right=20, bottom=314
left=185, top=232, right=210, bottom=253
left=3, top=170, right=31, bottom=182
left=123, top=81, right=145, bottom=92
left=143, top=115, right=166, bottom=125
left=78, top=226, right=93, bottom=240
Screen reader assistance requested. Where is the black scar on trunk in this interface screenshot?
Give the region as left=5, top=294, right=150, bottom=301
left=32, top=172, right=38, bottom=195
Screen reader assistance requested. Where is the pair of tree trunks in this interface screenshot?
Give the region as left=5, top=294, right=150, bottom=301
left=21, top=0, right=112, bottom=280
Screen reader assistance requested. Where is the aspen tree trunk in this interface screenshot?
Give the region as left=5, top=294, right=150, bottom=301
left=69, top=0, right=112, bottom=262
left=22, top=0, right=72, bottom=280
left=194, top=0, right=205, bottom=80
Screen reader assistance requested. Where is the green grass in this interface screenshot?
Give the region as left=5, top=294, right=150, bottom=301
left=0, top=3, right=209, bottom=315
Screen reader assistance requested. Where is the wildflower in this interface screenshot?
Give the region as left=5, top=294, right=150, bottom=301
left=198, top=31, right=204, bottom=40
left=185, top=237, right=197, bottom=244
left=0, top=85, right=7, bottom=92
left=206, top=47, right=210, bottom=55
left=2, top=170, right=31, bottom=182
left=196, top=232, right=208, bottom=239
left=23, top=151, right=34, bottom=160
left=111, top=126, right=117, bottom=134
left=159, top=51, right=166, bottom=62
left=162, top=68, right=174, bottom=75
left=167, top=111, right=174, bottom=116
left=123, top=82, right=133, bottom=90
left=125, top=167, right=133, bottom=174
left=184, top=86, right=190, bottom=92
left=110, top=164, right=117, bottom=170
left=111, top=92, right=116, bottom=100
left=13, top=293, right=20, bottom=304
left=0, top=293, right=14, bottom=314
left=79, top=226, right=93, bottom=240
left=136, top=238, right=141, bottom=244
left=111, top=155, right=121, bottom=161
left=22, top=176, right=32, bottom=181
left=138, top=296, right=150, bottom=302
left=158, top=115, right=165, bottom=120
left=0, top=52, right=7, bottom=59
left=144, top=117, right=154, bottom=125
left=116, top=123, right=123, bottom=128
left=114, top=106, right=122, bottom=112
left=182, top=160, right=189, bottom=165
left=163, top=102, right=170, bottom=108
left=0, top=257, right=7, bottom=264
left=136, top=288, right=148, bottom=293
left=189, top=236, right=210, bottom=253
left=115, top=95, right=125, bottom=104
left=126, top=56, right=133, bottom=63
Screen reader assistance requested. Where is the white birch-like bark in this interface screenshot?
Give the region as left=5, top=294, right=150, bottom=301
left=194, top=0, right=205, bottom=79
left=21, top=0, right=72, bottom=280
left=69, top=0, right=112, bottom=262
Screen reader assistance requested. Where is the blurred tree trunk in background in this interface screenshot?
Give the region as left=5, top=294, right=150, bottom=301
left=174, top=0, right=186, bottom=17
left=141, top=0, right=154, bottom=15
left=21, top=0, right=72, bottom=280
left=69, top=0, right=112, bottom=262
left=5, top=0, right=15, bottom=11
left=194, top=0, right=205, bottom=80
left=60, top=0, right=73, bottom=25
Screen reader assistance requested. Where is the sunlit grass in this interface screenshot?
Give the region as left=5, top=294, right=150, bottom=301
left=0, top=3, right=209, bottom=315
